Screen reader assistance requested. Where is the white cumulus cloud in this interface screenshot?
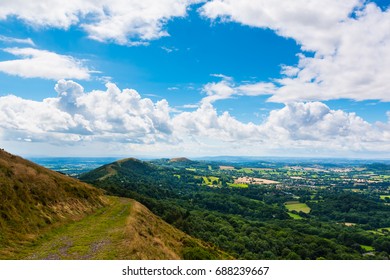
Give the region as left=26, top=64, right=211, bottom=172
left=200, top=1, right=390, bottom=102
left=0, top=81, right=389, bottom=157
left=0, top=0, right=200, bottom=45
left=0, top=48, right=93, bottom=80
left=263, top=102, right=377, bottom=142
left=173, top=102, right=261, bottom=141
left=173, top=101, right=389, bottom=151
left=0, top=80, right=175, bottom=145
left=202, top=75, right=276, bottom=104
left=200, top=0, right=363, bottom=55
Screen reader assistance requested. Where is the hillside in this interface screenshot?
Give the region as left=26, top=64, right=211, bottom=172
left=80, top=157, right=159, bottom=182
left=0, top=150, right=226, bottom=259
left=169, top=157, right=192, bottom=163
left=0, top=149, right=106, bottom=258
left=15, top=196, right=226, bottom=260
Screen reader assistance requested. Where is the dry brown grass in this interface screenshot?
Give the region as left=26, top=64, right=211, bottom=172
left=119, top=199, right=185, bottom=259
left=0, top=149, right=106, bottom=258
left=219, top=165, right=235, bottom=170
left=2, top=196, right=229, bottom=260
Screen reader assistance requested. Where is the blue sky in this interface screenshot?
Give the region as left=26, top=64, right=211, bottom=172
left=0, top=0, right=389, bottom=158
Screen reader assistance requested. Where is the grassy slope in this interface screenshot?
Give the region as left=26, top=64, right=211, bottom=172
left=7, top=196, right=227, bottom=260
left=0, top=149, right=106, bottom=258
left=287, top=212, right=303, bottom=220
left=285, top=201, right=311, bottom=213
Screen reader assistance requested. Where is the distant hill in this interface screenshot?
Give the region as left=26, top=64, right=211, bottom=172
left=169, top=157, right=191, bottom=163
left=79, top=157, right=182, bottom=208
left=79, top=157, right=183, bottom=204
left=80, top=157, right=160, bottom=182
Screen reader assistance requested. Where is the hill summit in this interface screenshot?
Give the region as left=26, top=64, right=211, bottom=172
left=169, top=157, right=191, bottom=163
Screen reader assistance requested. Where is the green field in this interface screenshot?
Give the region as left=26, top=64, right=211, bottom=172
left=227, top=183, right=248, bottom=188
left=185, top=168, right=196, bottom=172
left=202, top=176, right=220, bottom=185
left=360, top=245, right=375, bottom=252
left=238, top=168, right=254, bottom=174
left=367, top=227, right=390, bottom=235
left=367, top=230, right=384, bottom=235
left=287, top=212, right=303, bottom=220
left=378, top=175, right=390, bottom=179
left=284, top=201, right=311, bottom=214
left=380, top=195, right=390, bottom=200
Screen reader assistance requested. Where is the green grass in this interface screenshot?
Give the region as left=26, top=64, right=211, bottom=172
left=360, top=245, right=375, bottom=252
left=378, top=175, right=390, bottom=179
left=185, top=168, right=196, bottom=172
left=238, top=168, right=254, bottom=174
left=15, top=196, right=131, bottom=259
left=4, top=196, right=228, bottom=260
left=227, top=183, right=248, bottom=188
left=367, top=227, right=390, bottom=235
left=202, top=176, right=219, bottom=185
left=380, top=195, right=390, bottom=200
left=287, top=212, right=303, bottom=220
left=284, top=201, right=311, bottom=214
left=367, top=230, right=384, bottom=235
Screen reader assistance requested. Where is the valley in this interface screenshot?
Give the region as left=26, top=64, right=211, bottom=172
left=79, top=157, right=390, bottom=259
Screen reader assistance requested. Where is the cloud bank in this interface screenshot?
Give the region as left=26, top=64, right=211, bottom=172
left=0, top=80, right=389, bottom=157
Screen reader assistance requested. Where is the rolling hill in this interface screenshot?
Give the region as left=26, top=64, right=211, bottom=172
left=169, top=157, right=192, bottom=163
